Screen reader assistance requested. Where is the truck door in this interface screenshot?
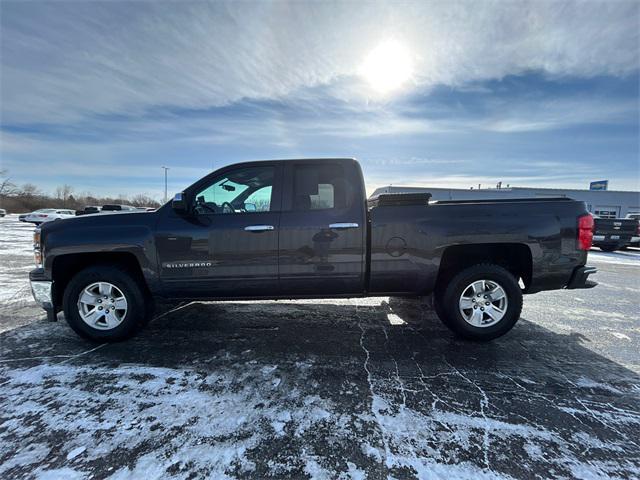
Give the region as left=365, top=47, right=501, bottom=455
left=278, top=160, right=366, bottom=295
left=155, top=162, right=282, bottom=298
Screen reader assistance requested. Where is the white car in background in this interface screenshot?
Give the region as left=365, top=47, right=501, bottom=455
left=0, top=208, right=6, bottom=217
left=24, top=208, right=76, bottom=225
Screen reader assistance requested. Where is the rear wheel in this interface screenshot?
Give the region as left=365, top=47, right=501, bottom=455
left=435, top=264, right=522, bottom=341
left=62, top=265, right=148, bottom=342
left=599, top=245, right=618, bottom=252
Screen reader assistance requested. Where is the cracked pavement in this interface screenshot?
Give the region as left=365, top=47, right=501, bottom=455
left=1, top=215, right=639, bottom=479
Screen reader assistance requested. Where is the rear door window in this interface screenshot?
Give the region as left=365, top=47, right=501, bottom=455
left=293, top=164, right=350, bottom=211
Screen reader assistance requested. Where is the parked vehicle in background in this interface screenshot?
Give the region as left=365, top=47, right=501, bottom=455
left=30, top=158, right=597, bottom=343
left=0, top=208, right=6, bottom=217
left=624, top=213, right=640, bottom=247
left=77, top=205, right=153, bottom=216
left=101, top=204, right=137, bottom=212
left=19, top=213, right=28, bottom=222
left=592, top=215, right=639, bottom=251
left=24, top=209, right=76, bottom=225
left=76, top=206, right=102, bottom=216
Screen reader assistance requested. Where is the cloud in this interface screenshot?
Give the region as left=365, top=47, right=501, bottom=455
left=1, top=1, right=638, bottom=196
left=1, top=1, right=638, bottom=124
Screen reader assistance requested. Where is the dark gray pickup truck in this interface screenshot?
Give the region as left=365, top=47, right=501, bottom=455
left=30, top=158, right=597, bottom=342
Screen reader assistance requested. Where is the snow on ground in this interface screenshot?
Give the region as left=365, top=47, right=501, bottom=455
left=588, top=248, right=640, bottom=266
left=0, top=215, right=36, bottom=306
left=1, top=297, right=639, bottom=479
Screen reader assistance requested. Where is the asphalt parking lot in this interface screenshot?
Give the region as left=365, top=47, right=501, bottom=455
left=1, top=214, right=639, bottom=479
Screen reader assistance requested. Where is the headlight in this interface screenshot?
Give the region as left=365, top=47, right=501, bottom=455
left=33, top=229, right=43, bottom=267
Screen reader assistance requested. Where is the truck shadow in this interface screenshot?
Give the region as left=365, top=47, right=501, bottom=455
left=1, top=296, right=638, bottom=389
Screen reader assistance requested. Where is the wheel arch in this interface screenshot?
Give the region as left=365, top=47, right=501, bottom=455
left=436, top=243, right=533, bottom=292
left=51, top=252, right=150, bottom=308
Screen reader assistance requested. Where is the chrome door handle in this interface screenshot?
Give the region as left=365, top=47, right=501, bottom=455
left=329, top=223, right=359, bottom=229
left=244, top=225, right=275, bottom=232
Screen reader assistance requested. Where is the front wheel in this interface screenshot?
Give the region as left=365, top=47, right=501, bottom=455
left=435, top=264, right=523, bottom=341
left=62, top=265, right=148, bottom=342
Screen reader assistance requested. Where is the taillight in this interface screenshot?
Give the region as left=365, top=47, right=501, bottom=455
left=33, top=229, right=43, bottom=267
left=577, top=214, right=594, bottom=251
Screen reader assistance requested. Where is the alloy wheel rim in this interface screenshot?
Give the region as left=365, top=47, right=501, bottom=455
left=458, top=279, right=508, bottom=328
left=77, top=282, right=128, bottom=330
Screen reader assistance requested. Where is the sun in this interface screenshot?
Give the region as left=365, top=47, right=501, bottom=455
left=361, top=39, right=413, bottom=94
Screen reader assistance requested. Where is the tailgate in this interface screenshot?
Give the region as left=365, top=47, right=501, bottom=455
left=594, top=219, right=637, bottom=238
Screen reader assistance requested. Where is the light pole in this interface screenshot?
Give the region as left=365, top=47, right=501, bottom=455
left=162, top=166, right=170, bottom=203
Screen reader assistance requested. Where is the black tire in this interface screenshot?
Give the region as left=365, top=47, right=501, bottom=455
left=599, top=245, right=618, bottom=252
left=435, top=264, right=523, bottom=341
left=62, top=265, right=148, bottom=342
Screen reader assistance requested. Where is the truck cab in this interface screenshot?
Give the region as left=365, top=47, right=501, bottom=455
left=155, top=159, right=366, bottom=298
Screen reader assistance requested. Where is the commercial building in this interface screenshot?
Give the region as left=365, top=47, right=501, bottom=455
left=371, top=185, right=640, bottom=218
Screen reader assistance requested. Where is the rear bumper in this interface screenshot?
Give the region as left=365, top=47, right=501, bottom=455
left=566, top=265, right=597, bottom=289
left=593, top=235, right=633, bottom=247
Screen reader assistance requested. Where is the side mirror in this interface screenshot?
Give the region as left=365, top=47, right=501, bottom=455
left=243, top=202, right=257, bottom=212
left=172, top=192, right=187, bottom=213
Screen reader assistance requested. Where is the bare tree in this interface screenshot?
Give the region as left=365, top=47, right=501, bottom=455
left=130, top=194, right=160, bottom=207
left=20, top=183, right=41, bottom=197
left=0, top=178, right=161, bottom=213
left=0, top=169, right=18, bottom=196
left=55, top=184, right=74, bottom=206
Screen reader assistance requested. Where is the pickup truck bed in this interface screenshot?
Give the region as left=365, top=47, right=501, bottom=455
left=30, top=158, right=597, bottom=343
left=369, top=197, right=589, bottom=295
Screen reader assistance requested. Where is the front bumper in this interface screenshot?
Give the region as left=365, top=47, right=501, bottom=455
left=29, top=273, right=57, bottom=322
left=566, top=265, right=597, bottom=289
left=29, top=268, right=57, bottom=320
left=30, top=280, right=53, bottom=308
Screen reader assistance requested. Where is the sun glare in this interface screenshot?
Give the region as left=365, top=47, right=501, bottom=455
left=361, top=39, right=413, bottom=94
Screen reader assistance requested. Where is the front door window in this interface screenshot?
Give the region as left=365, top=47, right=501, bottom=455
left=193, top=166, right=275, bottom=214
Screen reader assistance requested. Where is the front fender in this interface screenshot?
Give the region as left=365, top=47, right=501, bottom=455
left=43, top=224, right=159, bottom=291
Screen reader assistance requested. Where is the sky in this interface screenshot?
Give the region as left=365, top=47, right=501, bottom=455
left=1, top=0, right=639, bottom=200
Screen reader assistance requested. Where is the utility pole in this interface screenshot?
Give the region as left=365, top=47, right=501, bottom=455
left=162, top=166, right=170, bottom=203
